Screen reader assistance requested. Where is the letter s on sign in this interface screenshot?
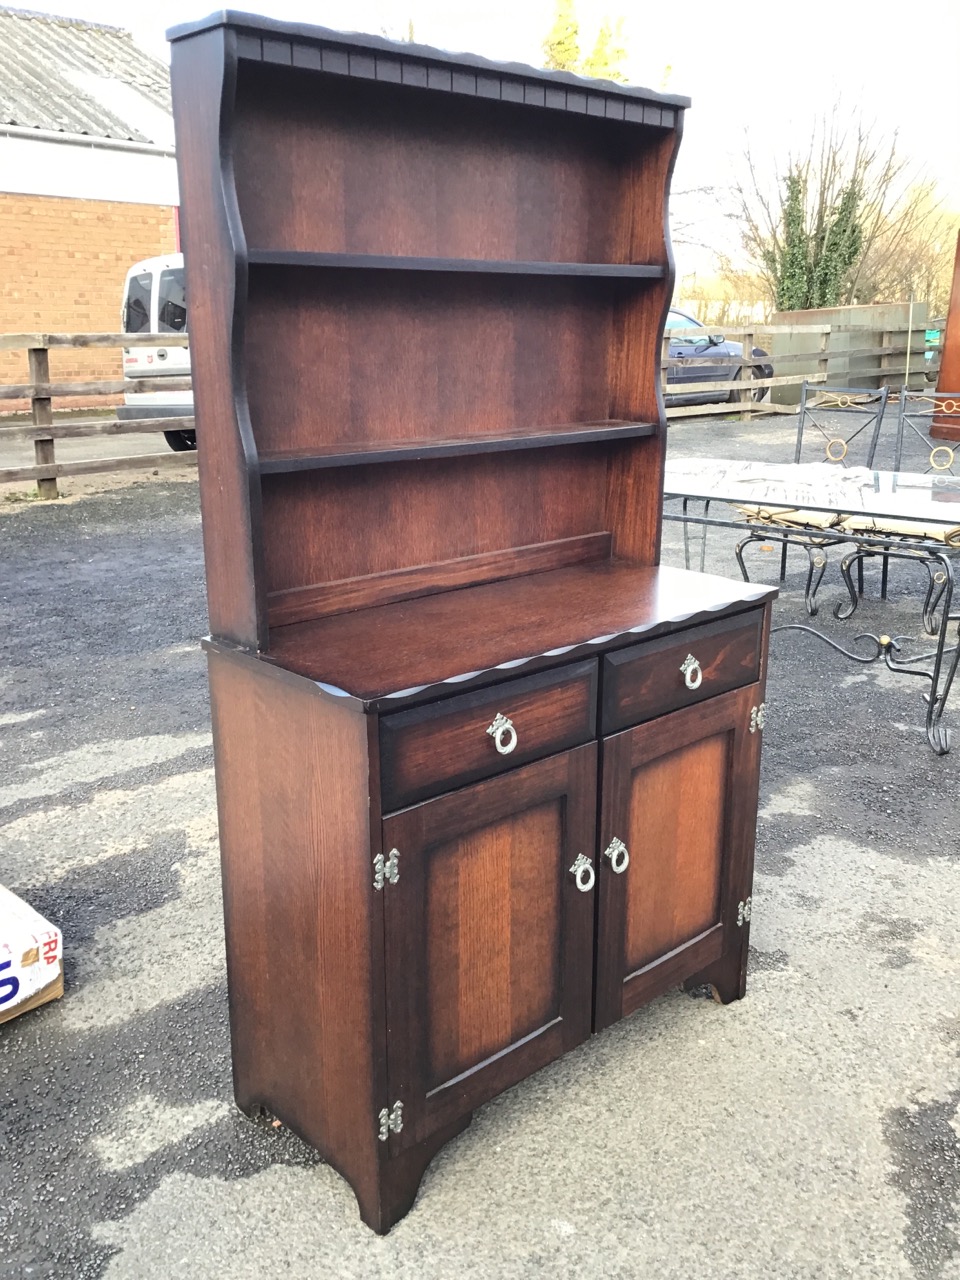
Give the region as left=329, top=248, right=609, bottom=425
left=0, top=958, right=20, bottom=1006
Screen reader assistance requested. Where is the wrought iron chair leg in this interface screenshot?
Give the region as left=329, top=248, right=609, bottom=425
left=922, top=562, right=949, bottom=636
left=881, top=552, right=889, bottom=601
left=834, top=550, right=862, bottom=620
left=699, top=499, right=711, bottom=573
left=918, top=555, right=956, bottom=753
left=857, top=555, right=865, bottom=598
left=779, top=539, right=788, bottom=583
left=734, top=532, right=756, bottom=583
left=804, top=544, right=828, bottom=616
left=682, top=498, right=691, bottom=571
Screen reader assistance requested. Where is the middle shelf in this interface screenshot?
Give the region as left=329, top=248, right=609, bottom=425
left=246, top=250, right=666, bottom=279
left=257, top=419, right=659, bottom=473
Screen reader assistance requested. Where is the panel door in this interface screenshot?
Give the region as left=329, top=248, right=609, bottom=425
left=382, top=743, right=597, bottom=1151
left=594, top=684, right=761, bottom=1031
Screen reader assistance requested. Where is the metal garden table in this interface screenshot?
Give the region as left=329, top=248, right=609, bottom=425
left=664, top=458, right=960, bottom=753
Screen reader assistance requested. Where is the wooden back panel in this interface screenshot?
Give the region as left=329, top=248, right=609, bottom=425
left=245, top=270, right=624, bottom=454
left=261, top=445, right=612, bottom=607
left=233, top=63, right=667, bottom=263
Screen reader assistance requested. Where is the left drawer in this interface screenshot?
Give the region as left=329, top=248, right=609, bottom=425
left=379, top=659, right=599, bottom=811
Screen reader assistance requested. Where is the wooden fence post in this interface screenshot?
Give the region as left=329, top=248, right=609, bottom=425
left=739, top=331, right=755, bottom=421
left=885, top=330, right=901, bottom=389
left=817, top=326, right=829, bottom=389
left=28, top=345, right=57, bottom=500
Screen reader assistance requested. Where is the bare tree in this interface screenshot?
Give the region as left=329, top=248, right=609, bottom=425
left=731, top=106, right=952, bottom=311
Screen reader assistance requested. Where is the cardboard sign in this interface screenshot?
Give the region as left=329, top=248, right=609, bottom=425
left=0, top=885, right=63, bottom=1025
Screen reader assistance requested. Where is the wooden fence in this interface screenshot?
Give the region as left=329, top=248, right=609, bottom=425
left=0, top=324, right=945, bottom=498
left=661, top=319, right=942, bottom=420
left=0, top=333, right=193, bottom=499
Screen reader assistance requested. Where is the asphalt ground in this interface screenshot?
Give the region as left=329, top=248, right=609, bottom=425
left=1, top=411, right=959, bottom=1279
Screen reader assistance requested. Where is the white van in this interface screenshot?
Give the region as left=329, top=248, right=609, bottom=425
left=119, top=253, right=195, bottom=451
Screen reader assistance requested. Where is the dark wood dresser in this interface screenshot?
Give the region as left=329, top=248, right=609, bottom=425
left=168, top=11, right=776, bottom=1233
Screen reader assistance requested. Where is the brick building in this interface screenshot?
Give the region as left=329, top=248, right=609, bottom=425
left=0, top=7, right=178, bottom=406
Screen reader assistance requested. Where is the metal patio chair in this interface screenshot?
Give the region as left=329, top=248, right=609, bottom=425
left=893, top=388, right=960, bottom=474
left=832, top=388, right=960, bottom=633
left=735, top=383, right=889, bottom=614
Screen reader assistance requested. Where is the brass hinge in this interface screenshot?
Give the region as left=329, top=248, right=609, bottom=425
left=373, top=848, right=399, bottom=891
left=378, top=1100, right=403, bottom=1141
left=749, top=703, right=767, bottom=734
left=737, top=896, right=753, bottom=927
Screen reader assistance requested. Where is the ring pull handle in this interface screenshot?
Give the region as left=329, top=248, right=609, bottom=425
left=569, top=853, right=595, bottom=893
left=679, top=653, right=703, bottom=691
left=486, top=712, right=518, bottom=755
left=603, top=836, right=630, bottom=874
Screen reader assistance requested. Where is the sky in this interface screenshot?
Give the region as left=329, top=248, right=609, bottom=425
left=21, top=0, right=960, bottom=280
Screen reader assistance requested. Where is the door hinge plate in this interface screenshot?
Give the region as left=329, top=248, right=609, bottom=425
left=749, top=703, right=767, bottom=734
left=737, top=896, right=753, bottom=927
left=378, top=1100, right=403, bottom=1141
left=373, top=847, right=399, bottom=891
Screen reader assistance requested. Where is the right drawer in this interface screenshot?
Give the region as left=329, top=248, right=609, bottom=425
left=601, top=609, right=763, bottom=734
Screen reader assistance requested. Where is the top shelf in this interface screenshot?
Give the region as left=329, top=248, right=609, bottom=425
left=246, top=250, right=665, bottom=279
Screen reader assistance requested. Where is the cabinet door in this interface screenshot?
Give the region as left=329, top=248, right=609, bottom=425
left=382, top=743, right=596, bottom=1151
left=595, top=684, right=761, bottom=1031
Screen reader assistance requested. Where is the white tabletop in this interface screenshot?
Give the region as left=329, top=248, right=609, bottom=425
left=664, top=459, right=960, bottom=527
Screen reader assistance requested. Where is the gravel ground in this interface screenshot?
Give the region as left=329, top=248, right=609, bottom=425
left=1, top=413, right=959, bottom=1279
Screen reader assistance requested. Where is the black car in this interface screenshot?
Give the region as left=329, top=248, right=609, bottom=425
left=664, top=308, right=773, bottom=406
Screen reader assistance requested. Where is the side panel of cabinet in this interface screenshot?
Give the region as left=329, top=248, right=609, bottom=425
left=382, top=744, right=597, bottom=1151
left=206, top=648, right=384, bottom=1213
left=595, top=684, right=761, bottom=1031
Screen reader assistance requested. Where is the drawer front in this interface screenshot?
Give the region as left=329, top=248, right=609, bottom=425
left=379, top=659, right=598, bottom=810
left=601, top=610, right=763, bottom=734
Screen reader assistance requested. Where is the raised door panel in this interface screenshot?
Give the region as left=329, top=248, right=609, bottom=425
left=383, top=743, right=596, bottom=1150
left=595, top=684, right=760, bottom=1031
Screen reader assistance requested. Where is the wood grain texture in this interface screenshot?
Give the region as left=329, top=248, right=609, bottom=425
left=257, top=423, right=657, bottom=475
left=604, top=122, right=684, bottom=564
left=170, top=28, right=267, bottom=648
left=601, top=609, right=763, bottom=733
left=622, top=733, right=727, bottom=970
left=684, top=603, right=771, bottom=1003
left=233, top=63, right=670, bottom=262
left=206, top=646, right=381, bottom=1220
left=267, top=533, right=612, bottom=627
left=247, top=251, right=665, bottom=277
left=244, top=268, right=639, bottom=454
left=425, top=800, right=562, bottom=1086
left=379, top=658, right=598, bottom=810
left=267, top=562, right=777, bottom=706
left=382, top=745, right=596, bottom=1149
left=259, top=447, right=611, bottom=600
left=595, top=684, right=761, bottom=1030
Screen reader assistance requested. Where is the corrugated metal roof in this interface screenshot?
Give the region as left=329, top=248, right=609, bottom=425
left=0, top=7, right=172, bottom=145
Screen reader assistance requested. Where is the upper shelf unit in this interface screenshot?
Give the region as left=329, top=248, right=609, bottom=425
left=168, top=12, right=687, bottom=647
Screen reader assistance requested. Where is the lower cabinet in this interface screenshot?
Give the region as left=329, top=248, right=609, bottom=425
left=206, top=603, right=771, bottom=1233
left=380, top=680, right=764, bottom=1151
